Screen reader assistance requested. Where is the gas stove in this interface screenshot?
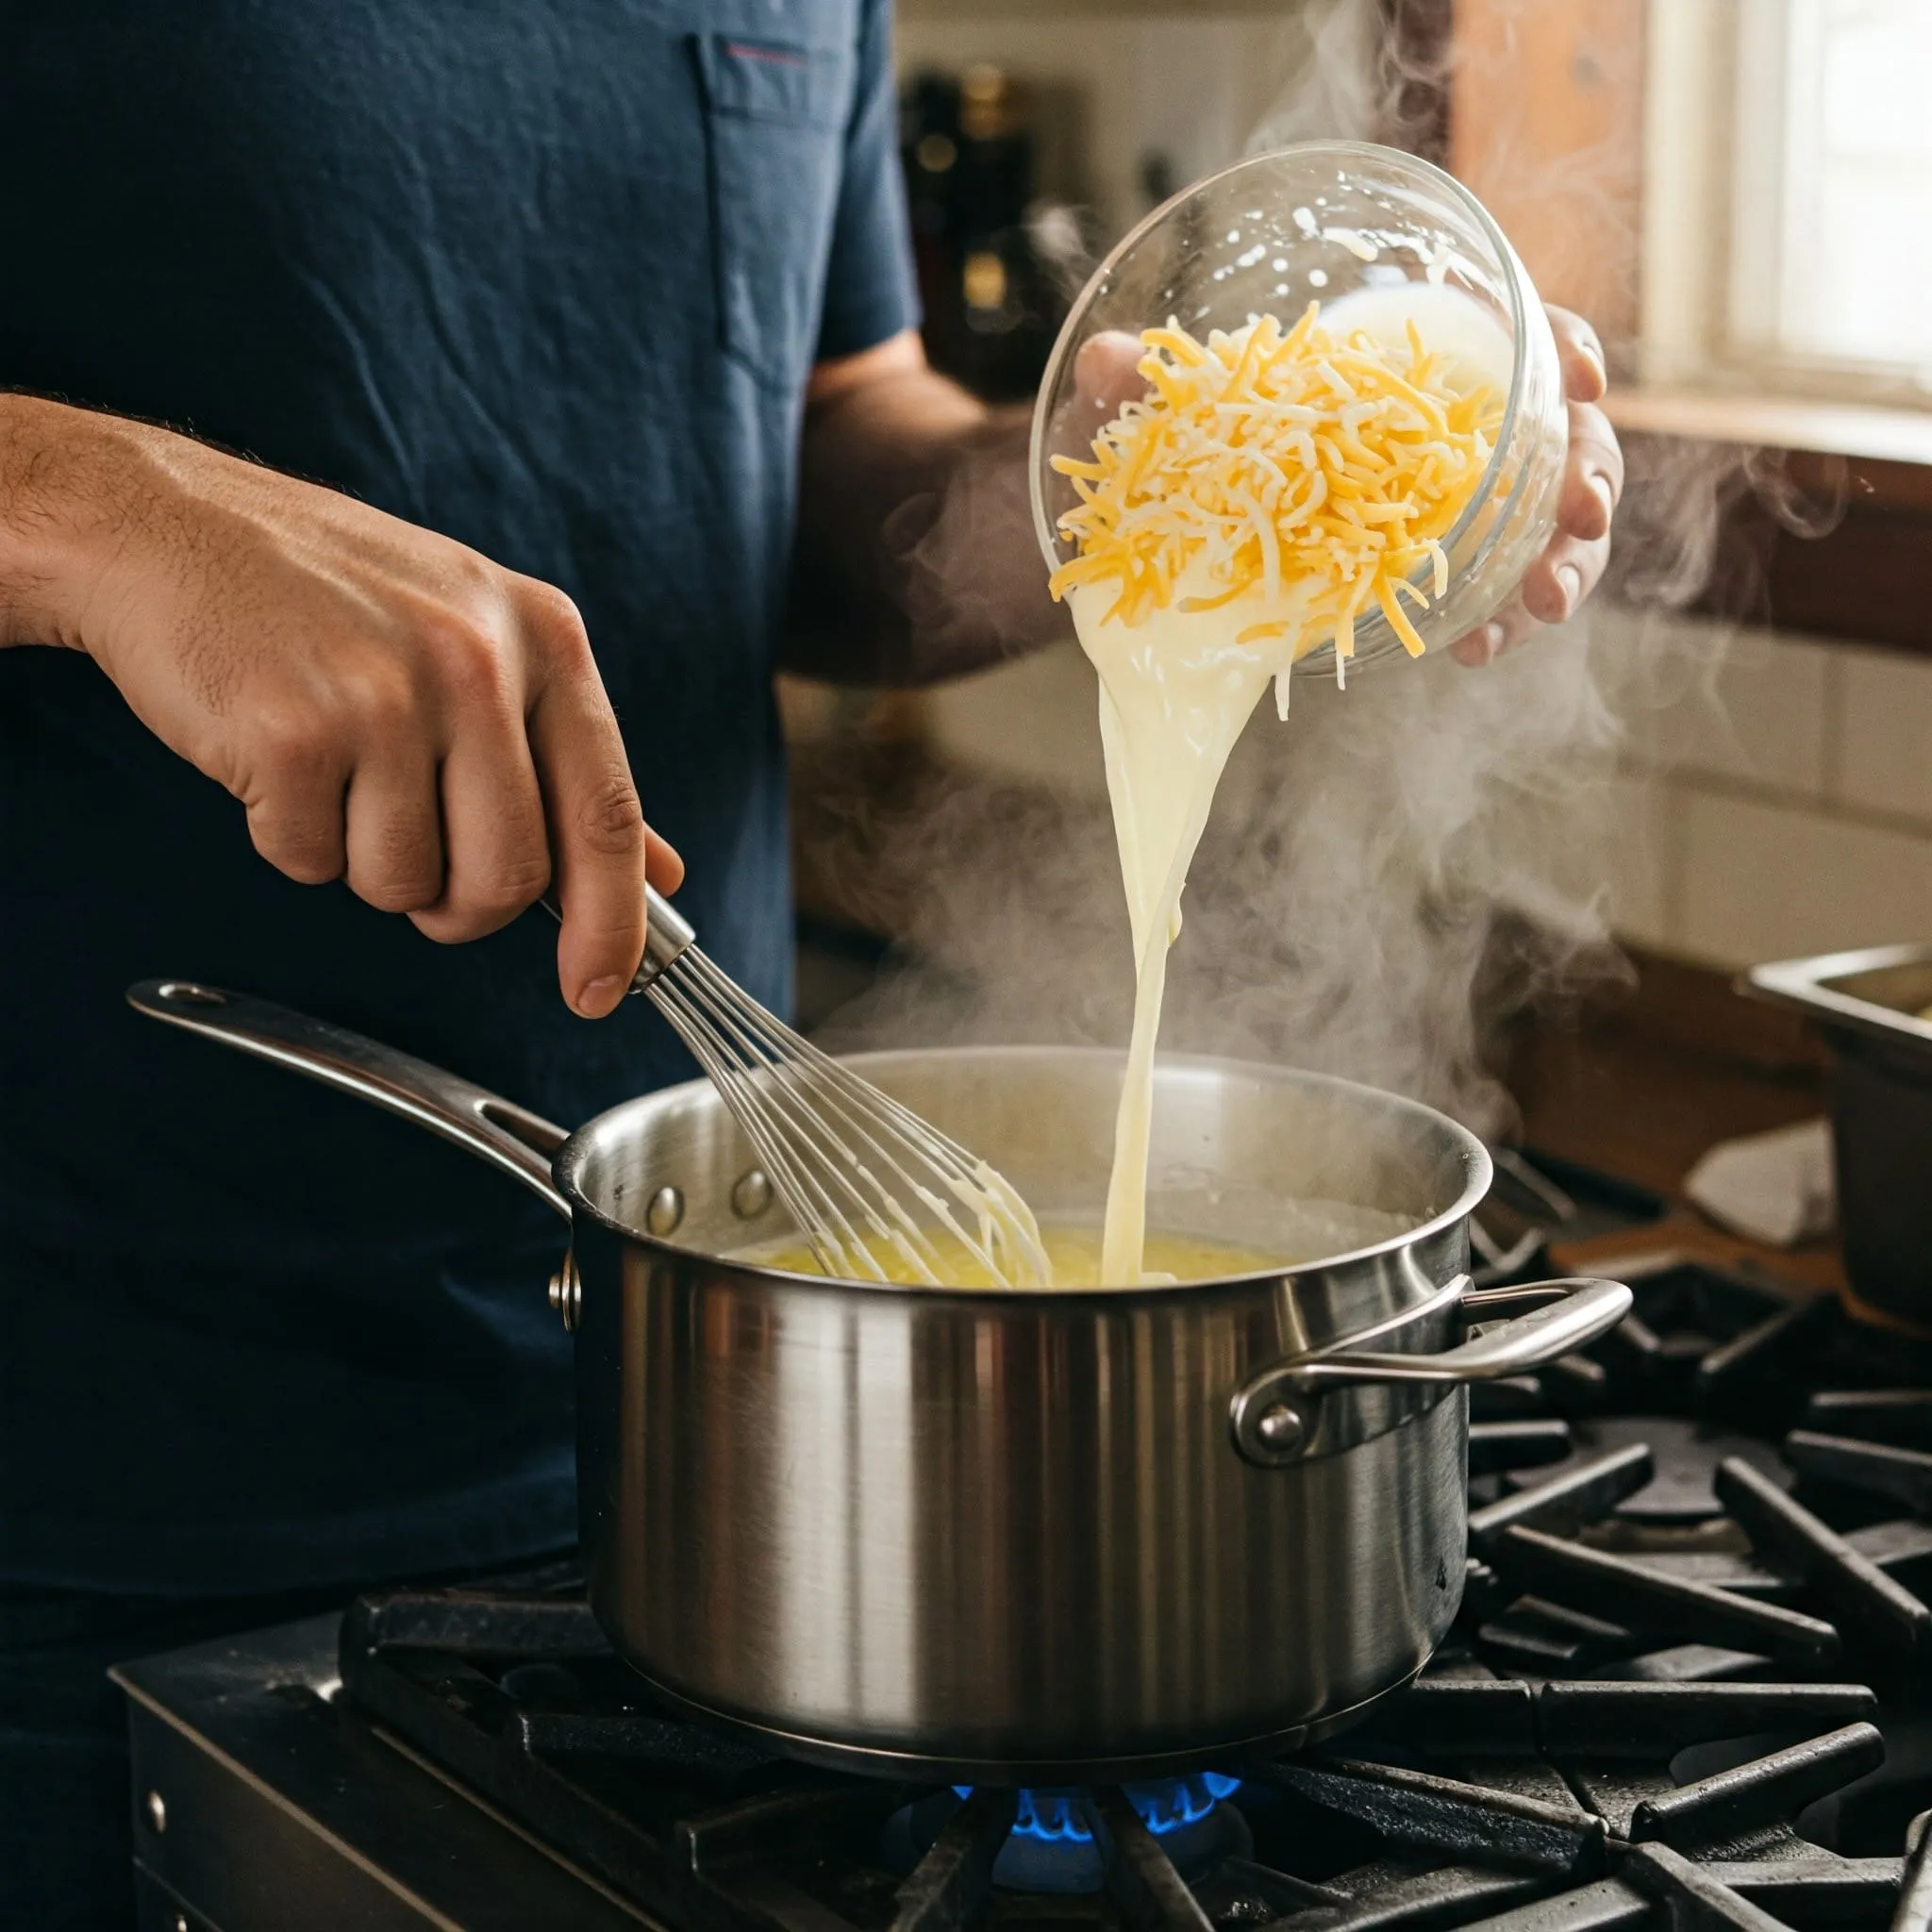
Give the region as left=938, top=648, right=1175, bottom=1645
left=113, top=1160, right=1932, bottom=1932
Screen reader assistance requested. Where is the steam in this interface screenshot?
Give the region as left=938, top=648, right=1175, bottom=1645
left=811, top=628, right=1631, bottom=1136
left=1245, top=0, right=1407, bottom=153
left=803, top=0, right=1774, bottom=1143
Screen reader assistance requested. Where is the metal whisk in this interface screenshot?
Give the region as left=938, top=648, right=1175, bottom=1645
left=629, top=887, right=1049, bottom=1288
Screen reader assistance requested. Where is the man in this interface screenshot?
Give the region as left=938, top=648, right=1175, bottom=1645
left=0, top=6, right=1623, bottom=1923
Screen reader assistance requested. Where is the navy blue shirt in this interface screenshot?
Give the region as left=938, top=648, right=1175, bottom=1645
left=0, top=0, right=916, bottom=1591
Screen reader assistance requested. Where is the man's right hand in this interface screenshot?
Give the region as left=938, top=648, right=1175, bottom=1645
left=0, top=394, right=679, bottom=1017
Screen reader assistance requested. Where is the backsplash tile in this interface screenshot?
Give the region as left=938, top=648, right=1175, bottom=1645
left=1602, top=612, right=1932, bottom=967
left=1607, top=608, right=1833, bottom=797
left=1835, top=645, right=1932, bottom=823
left=1676, top=790, right=1932, bottom=964
left=1691, top=628, right=1834, bottom=796
left=1602, top=773, right=1680, bottom=952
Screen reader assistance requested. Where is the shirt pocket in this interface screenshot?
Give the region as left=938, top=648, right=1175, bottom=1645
left=694, top=33, right=855, bottom=391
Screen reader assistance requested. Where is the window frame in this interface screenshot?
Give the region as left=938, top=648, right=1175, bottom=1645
left=1643, top=0, right=1932, bottom=411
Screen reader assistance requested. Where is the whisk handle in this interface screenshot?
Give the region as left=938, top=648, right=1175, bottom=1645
left=638, top=884, right=697, bottom=989
left=537, top=884, right=695, bottom=992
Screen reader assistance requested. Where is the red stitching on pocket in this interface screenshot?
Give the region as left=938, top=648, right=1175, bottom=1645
left=722, top=41, right=807, bottom=65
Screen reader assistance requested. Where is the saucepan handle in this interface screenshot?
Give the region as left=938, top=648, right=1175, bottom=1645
left=1230, top=1274, right=1631, bottom=1466
left=125, top=978, right=573, bottom=1220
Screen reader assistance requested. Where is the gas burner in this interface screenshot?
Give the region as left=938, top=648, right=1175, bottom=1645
left=883, top=1775, right=1249, bottom=1892
left=112, top=1239, right=1932, bottom=1932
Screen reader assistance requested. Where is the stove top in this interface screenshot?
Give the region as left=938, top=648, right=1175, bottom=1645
left=113, top=1178, right=1932, bottom=1932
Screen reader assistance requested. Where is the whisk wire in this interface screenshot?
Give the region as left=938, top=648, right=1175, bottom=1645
left=641, top=940, right=1047, bottom=1288
left=668, top=959, right=937, bottom=1278
left=649, top=975, right=877, bottom=1280
left=677, top=951, right=1046, bottom=1286
left=672, top=953, right=999, bottom=1287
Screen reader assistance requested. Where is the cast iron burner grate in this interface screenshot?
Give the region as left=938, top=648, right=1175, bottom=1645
left=335, top=1581, right=1912, bottom=1932
left=315, top=1261, right=1932, bottom=1932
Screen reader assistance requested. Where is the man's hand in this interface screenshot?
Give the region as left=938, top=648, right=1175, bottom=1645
left=0, top=395, right=680, bottom=1017
left=1450, top=306, right=1623, bottom=665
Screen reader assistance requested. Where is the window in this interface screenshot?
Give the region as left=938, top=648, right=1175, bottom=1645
left=1645, top=0, right=1932, bottom=404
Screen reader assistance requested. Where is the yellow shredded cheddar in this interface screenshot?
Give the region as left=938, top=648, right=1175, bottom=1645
left=1047, top=304, right=1503, bottom=658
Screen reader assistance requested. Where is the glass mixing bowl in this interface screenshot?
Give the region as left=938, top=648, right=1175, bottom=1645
left=1028, top=142, right=1567, bottom=673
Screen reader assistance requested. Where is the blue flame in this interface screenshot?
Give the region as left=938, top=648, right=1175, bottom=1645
left=1020, top=1790, right=1094, bottom=1842
left=950, top=1774, right=1240, bottom=1840
left=1125, top=1772, right=1242, bottom=1833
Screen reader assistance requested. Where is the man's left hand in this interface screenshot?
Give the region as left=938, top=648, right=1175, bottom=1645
left=1450, top=305, right=1623, bottom=665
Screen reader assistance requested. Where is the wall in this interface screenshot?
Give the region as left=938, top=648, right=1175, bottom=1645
left=1595, top=613, right=1932, bottom=966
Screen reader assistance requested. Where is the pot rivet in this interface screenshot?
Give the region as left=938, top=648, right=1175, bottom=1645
left=547, top=1250, right=581, bottom=1333
left=157, top=981, right=227, bottom=1008
left=1257, top=1403, right=1307, bottom=1456
left=646, top=1185, right=685, bottom=1237
left=731, top=1169, right=773, bottom=1220
left=146, top=1790, right=168, bottom=1834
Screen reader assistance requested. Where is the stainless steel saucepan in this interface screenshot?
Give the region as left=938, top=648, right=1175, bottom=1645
left=128, top=977, right=1629, bottom=1784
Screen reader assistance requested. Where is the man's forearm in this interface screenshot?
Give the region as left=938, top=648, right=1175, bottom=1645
left=0, top=391, right=681, bottom=1007
left=789, top=342, right=1066, bottom=686
left=0, top=392, right=148, bottom=653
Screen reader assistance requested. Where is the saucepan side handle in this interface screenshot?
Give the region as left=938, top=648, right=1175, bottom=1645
left=126, top=978, right=572, bottom=1219
left=1230, top=1275, right=1631, bottom=1467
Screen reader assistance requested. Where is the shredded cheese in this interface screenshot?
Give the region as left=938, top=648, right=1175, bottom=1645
left=1048, top=303, right=1503, bottom=659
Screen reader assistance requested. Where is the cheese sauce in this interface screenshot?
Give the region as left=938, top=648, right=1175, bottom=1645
left=1072, top=576, right=1288, bottom=1283
left=737, top=1225, right=1282, bottom=1288
left=737, top=1189, right=1416, bottom=1286
left=1052, top=287, right=1512, bottom=1283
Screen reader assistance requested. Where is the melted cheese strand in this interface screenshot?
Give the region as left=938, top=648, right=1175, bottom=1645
left=1053, top=301, right=1506, bottom=1284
